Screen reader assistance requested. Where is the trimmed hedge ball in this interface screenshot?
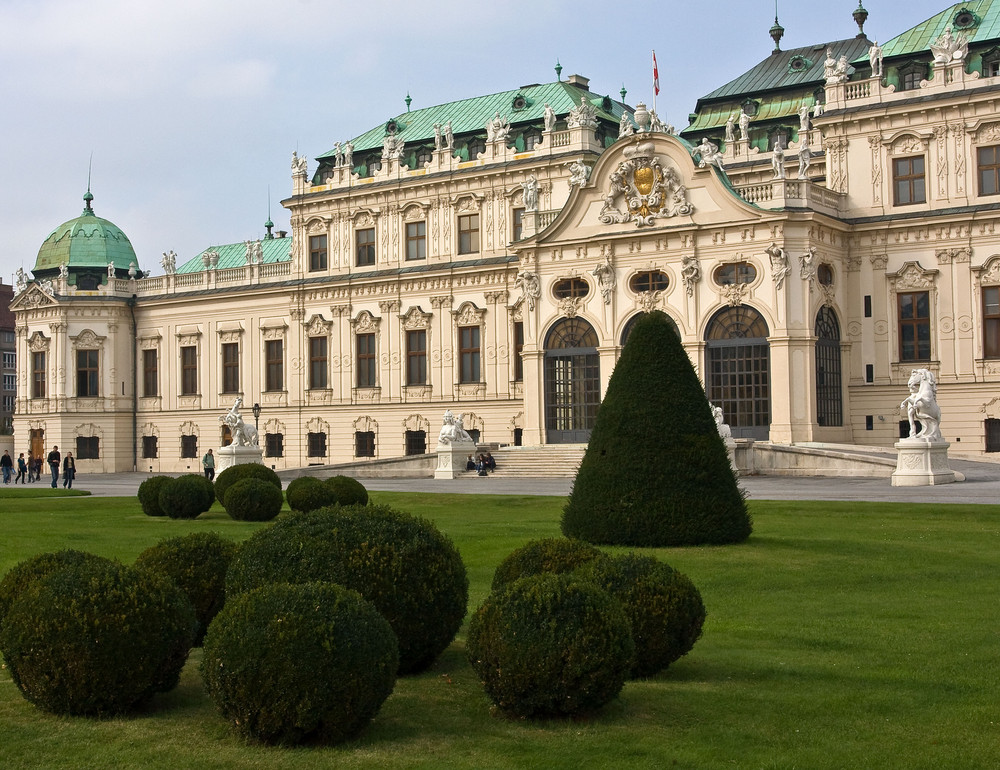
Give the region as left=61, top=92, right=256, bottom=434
left=214, top=463, right=282, bottom=506
left=137, top=475, right=173, bottom=517
left=223, top=477, right=283, bottom=522
left=227, top=504, right=467, bottom=675
left=159, top=474, right=215, bottom=519
left=324, top=475, right=368, bottom=506
left=201, top=582, right=398, bottom=745
left=285, top=476, right=337, bottom=513
left=0, top=550, right=114, bottom=631
left=135, top=532, right=238, bottom=645
left=491, top=537, right=605, bottom=592
left=578, top=553, right=706, bottom=678
left=467, top=573, right=634, bottom=718
left=0, top=559, right=196, bottom=716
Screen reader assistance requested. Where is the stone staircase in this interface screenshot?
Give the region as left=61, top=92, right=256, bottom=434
left=484, top=445, right=587, bottom=479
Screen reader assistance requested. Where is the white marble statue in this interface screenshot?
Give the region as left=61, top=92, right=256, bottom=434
left=648, top=110, right=666, bottom=133
left=824, top=48, right=839, bottom=83
left=836, top=55, right=855, bottom=82
left=711, top=404, right=732, bottom=440
left=252, top=240, right=263, bottom=264
left=567, top=97, right=598, bottom=129
left=798, top=102, right=811, bottom=132
left=486, top=111, right=510, bottom=144
left=800, top=246, right=817, bottom=281
left=681, top=255, right=701, bottom=296
left=443, top=121, right=454, bottom=150
left=725, top=114, right=735, bottom=143
left=222, top=397, right=259, bottom=447
left=382, top=134, right=405, bottom=161
left=515, top=270, right=541, bottom=311
left=522, top=175, right=539, bottom=212
left=797, top=137, right=812, bottom=179
left=772, top=141, right=786, bottom=180
left=869, top=41, right=884, bottom=77
left=291, top=151, right=308, bottom=176
left=333, top=142, right=342, bottom=166
left=931, top=26, right=969, bottom=64
left=343, top=141, right=354, bottom=169
left=591, top=257, right=616, bottom=304
left=15, top=267, right=27, bottom=293
left=618, top=112, right=635, bottom=138
left=766, top=243, right=790, bottom=289
left=438, top=409, right=473, bottom=445
left=694, top=138, right=725, bottom=171
left=738, top=111, right=750, bottom=141
left=244, top=240, right=254, bottom=265
left=161, top=250, right=177, bottom=275
left=59, top=262, right=68, bottom=279
left=543, top=103, right=556, bottom=132
left=39, top=279, right=54, bottom=296
left=566, top=160, right=591, bottom=187
left=107, top=261, right=115, bottom=278
left=901, top=369, right=942, bottom=440
left=433, top=123, right=443, bottom=150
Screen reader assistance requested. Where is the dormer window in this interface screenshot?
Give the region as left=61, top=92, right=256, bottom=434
left=897, top=61, right=928, bottom=92
left=953, top=8, right=980, bottom=29
left=741, top=99, right=759, bottom=118
left=787, top=55, right=812, bottom=74
left=511, top=93, right=528, bottom=111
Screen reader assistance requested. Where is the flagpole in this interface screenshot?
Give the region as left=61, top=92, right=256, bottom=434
left=652, top=50, right=657, bottom=114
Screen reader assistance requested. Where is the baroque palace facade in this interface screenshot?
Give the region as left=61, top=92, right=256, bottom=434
left=12, top=2, right=1000, bottom=472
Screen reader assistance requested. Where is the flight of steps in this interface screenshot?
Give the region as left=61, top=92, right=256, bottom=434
left=484, top=445, right=587, bottom=479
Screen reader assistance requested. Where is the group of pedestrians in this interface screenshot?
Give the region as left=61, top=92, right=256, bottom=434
left=466, top=452, right=497, bottom=476
left=1, top=446, right=75, bottom=488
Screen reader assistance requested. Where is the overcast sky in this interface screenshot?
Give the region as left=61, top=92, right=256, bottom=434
left=1, top=0, right=950, bottom=287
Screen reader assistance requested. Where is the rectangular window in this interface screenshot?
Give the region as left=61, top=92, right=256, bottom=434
left=2, top=374, right=13, bottom=391
left=309, top=336, right=328, bottom=389
left=459, top=326, right=481, bottom=383
left=405, top=430, right=426, bottom=455
left=355, top=431, right=375, bottom=457
left=864, top=295, right=872, bottom=318
left=987, top=418, right=1000, bottom=452
left=356, top=227, right=376, bottom=267
left=2, top=352, right=14, bottom=369
left=865, top=364, right=874, bottom=383
left=221, top=343, right=239, bottom=394
left=31, top=352, right=46, bottom=398
left=142, top=349, right=158, bottom=397
left=898, top=291, right=931, bottom=362
left=406, top=221, right=426, bottom=261
left=458, top=213, right=480, bottom=254
left=265, top=432, right=284, bottom=458
left=512, top=207, right=525, bottom=241
left=865, top=416, right=874, bottom=431
left=893, top=156, right=926, bottom=205
left=309, top=234, right=328, bottom=271
left=978, top=146, right=1000, bottom=196
left=181, top=346, right=198, bottom=395
left=76, top=349, right=99, bottom=397
left=406, top=330, right=427, bottom=385
left=76, top=436, right=99, bottom=459
left=307, top=431, right=327, bottom=457
left=513, top=321, right=524, bottom=381
left=142, top=435, right=158, bottom=459
left=265, top=340, right=283, bottom=391
left=984, top=286, right=1000, bottom=358
left=357, top=333, right=376, bottom=388
left=181, top=434, right=198, bottom=458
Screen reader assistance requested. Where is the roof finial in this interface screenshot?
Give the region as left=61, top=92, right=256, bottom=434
left=555, top=59, right=562, bottom=81
left=620, top=83, right=627, bottom=102
left=83, top=153, right=94, bottom=214
left=769, top=1, right=784, bottom=54
left=264, top=185, right=274, bottom=240
left=405, top=92, right=412, bottom=112
left=853, top=0, right=869, bottom=39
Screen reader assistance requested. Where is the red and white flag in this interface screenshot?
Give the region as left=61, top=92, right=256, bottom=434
left=652, top=50, right=660, bottom=96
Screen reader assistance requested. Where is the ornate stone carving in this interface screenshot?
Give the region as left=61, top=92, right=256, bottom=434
left=591, top=256, right=616, bottom=305
left=892, top=135, right=924, bottom=155
left=557, top=297, right=581, bottom=317
left=28, top=332, right=50, bottom=352
left=161, top=251, right=177, bottom=275
left=636, top=291, right=661, bottom=313
left=378, top=299, right=400, bottom=314
left=305, top=314, right=332, bottom=336
left=693, top=138, right=725, bottom=171
left=402, top=306, right=432, bottom=329
left=800, top=247, right=817, bottom=291
left=936, top=247, right=972, bottom=264
left=977, top=122, right=1000, bottom=144
left=888, top=262, right=938, bottom=291
left=600, top=143, right=693, bottom=227
left=455, top=302, right=486, bottom=325
left=930, top=26, right=969, bottom=64
left=351, top=310, right=381, bottom=333
left=71, top=329, right=105, bottom=349
left=766, top=243, right=791, bottom=289
left=567, top=160, right=591, bottom=187
left=514, top=271, right=541, bottom=311
left=484, top=290, right=509, bottom=304
left=291, top=151, right=308, bottom=177
left=430, top=295, right=453, bottom=309
left=681, top=255, right=701, bottom=297
left=566, top=97, right=598, bottom=129
left=722, top=283, right=747, bottom=306
left=900, top=369, right=942, bottom=440
left=976, top=256, right=1000, bottom=286
left=522, top=176, right=539, bottom=212
left=870, top=254, right=888, bottom=270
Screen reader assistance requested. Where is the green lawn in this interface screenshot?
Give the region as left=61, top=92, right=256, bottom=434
left=1, top=491, right=998, bottom=769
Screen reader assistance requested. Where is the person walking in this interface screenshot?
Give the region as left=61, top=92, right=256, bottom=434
left=1, top=450, right=12, bottom=484
left=202, top=448, right=215, bottom=481
left=31, top=454, right=42, bottom=482
left=47, top=445, right=61, bottom=488
left=62, top=452, right=76, bottom=489
left=15, top=453, right=27, bottom=484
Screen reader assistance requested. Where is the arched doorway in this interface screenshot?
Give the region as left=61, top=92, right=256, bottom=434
left=815, top=306, right=843, bottom=426
left=544, top=317, right=600, bottom=444
left=705, top=306, right=770, bottom=440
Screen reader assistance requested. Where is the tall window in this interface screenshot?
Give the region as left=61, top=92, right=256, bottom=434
left=31, top=352, right=45, bottom=398
left=984, top=286, right=1000, bottom=358
left=309, top=234, right=328, bottom=271
left=978, top=146, right=1000, bottom=196
left=76, top=436, right=99, bottom=460
left=181, top=346, right=198, bottom=395
left=142, top=435, right=158, bottom=459
left=815, top=307, right=843, bottom=427
left=898, top=62, right=926, bottom=91
left=265, top=433, right=284, bottom=458
left=406, top=330, right=427, bottom=385
left=221, top=343, right=240, bottom=394
left=459, top=326, right=481, bottom=383
left=265, top=340, right=283, bottom=391
left=309, top=336, right=328, bottom=389
left=893, top=156, right=926, bottom=205
left=512, top=207, right=525, bottom=241
left=76, top=350, right=99, bottom=397
left=406, top=221, right=426, bottom=261
left=898, top=291, right=931, bottom=361
left=355, top=431, right=375, bottom=457
left=458, top=214, right=480, bottom=254
left=356, top=227, right=376, bottom=266
left=307, top=432, right=327, bottom=457
left=357, top=333, right=376, bottom=388
left=181, top=434, right=198, bottom=458
left=142, top=349, right=158, bottom=397
left=405, top=430, right=426, bottom=455
left=513, top=321, right=524, bottom=381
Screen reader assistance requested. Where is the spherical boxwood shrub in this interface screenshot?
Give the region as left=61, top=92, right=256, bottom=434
left=214, top=463, right=282, bottom=506
left=577, top=553, right=706, bottom=678
left=201, top=582, right=398, bottom=745
left=223, top=477, right=283, bottom=522
left=285, top=476, right=337, bottom=513
left=159, top=474, right=215, bottom=519
left=227, top=504, right=467, bottom=674
left=324, top=475, right=368, bottom=506
left=467, top=573, right=634, bottom=718
left=0, top=550, right=113, bottom=631
left=0, top=560, right=196, bottom=716
left=135, top=532, right=238, bottom=645
left=491, top=537, right=605, bottom=592
left=138, top=475, right=174, bottom=517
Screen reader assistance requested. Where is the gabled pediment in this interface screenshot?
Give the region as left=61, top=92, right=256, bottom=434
left=9, top=283, right=58, bottom=311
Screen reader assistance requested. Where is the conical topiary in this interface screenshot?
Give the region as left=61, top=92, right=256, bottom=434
left=561, top=311, right=751, bottom=546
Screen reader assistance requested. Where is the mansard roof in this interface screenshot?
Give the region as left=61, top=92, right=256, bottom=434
left=176, top=236, right=291, bottom=274
left=873, top=1, right=1000, bottom=61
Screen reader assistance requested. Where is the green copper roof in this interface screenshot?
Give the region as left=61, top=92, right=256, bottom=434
left=34, top=193, right=138, bottom=276
left=318, top=79, right=627, bottom=160
left=867, top=1, right=1000, bottom=61
left=177, top=236, right=291, bottom=274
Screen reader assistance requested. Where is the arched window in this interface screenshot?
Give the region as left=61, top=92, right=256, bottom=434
left=815, top=307, right=843, bottom=426
left=544, top=318, right=600, bottom=444
left=629, top=271, right=669, bottom=293
left=713, top=262, right=757, bottom=286
left=553, top=278, right=590, bottom=299
left=705, top=306, right=770, bottom=439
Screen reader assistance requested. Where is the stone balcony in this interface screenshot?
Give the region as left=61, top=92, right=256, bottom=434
left=732, top=178, right=846, bottom=218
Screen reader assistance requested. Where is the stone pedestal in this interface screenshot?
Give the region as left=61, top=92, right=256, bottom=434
left=435, top=440, right=476, bottom=480
left=216, top=444, right=263, bottom=472
left=891, top=440, right=955, bottom=486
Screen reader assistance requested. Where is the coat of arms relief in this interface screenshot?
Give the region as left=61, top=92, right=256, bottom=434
left=599, top=142, right=694, bottom=227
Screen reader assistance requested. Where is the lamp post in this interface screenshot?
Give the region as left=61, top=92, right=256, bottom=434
left=252, top=402, right=261, bottom=433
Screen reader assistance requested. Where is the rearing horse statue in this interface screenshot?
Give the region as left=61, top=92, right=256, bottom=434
left=900, top=369, right=942, bottom=441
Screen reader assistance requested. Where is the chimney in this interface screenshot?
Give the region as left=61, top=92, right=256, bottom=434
left=566, top=74, right=590, bottom=91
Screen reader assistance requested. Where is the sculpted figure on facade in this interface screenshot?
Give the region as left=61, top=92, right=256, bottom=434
left=836, top=55, right=855, bottom=81
left=618, top=111, right=635, bottom=138
left=443, top=121, right=454, bottom=150
left=798, top=102, right=811, bottom=132
left=107, top=261, right=115, bottom=278
left=694, top=138, right=725, bottom=172
left=648, top=110, right=666, bottom=133
left=382, top=134, right=405, bottom=161
left=712, top=404, right=732, bottom=440
left=433, top=123, right=443, bottom=150
left=252, top=240, right=264, bottom=264
left=738, top=110, right=750, bottom=141
left=222, top=397, right=259, bottom=447
left=567, top=160, right=591, bottom=187
left=522, top=175, right=539, bottom=212
left=567, top=96, right=598, bottom=129
left=438, top=409, right=473, bottom=445
left=900, top=369, right=943, bottom=441
left=543, top=104, right=556, bottom=132
left=486, top=111, right=510, bottom=144
left=797, top=136, right=812, bottom=179
left=343, top=141, right=354, bottom=169
left=39, top=279, right=54, bottom=296
left=515, top=270, right=541, bottom=311
left=725, top=114, right=736, bottom=143
left=291, top=151, right=308, bottom=177
left=824, top=48, right=839, bottom=83
left=772, top=141, right=786, bottom=179
left=591, top=257, right=616, bottom=304
left=333, top=142, right=342, bottom=166
left=15, top=267, right=27, bottom=294
left=800, top=246, right=817, bottom=281
left=766, top=243, right=790, bottom=289
left=681, top=255, right=701, bottom=297
left=601, top=144, right=694, bottom=227
left=244, top=240, right=254, bottom=265
left=59, top=262, right=69, bottom=279
left=869, top=41, right=884, bottom=77
left=161, top=251, right=177, bottom=275
left=930, top=26, right=969, bottom=64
